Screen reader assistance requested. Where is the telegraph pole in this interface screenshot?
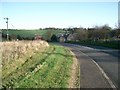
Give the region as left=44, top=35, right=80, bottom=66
left=4, top=17, right=9, bottom=40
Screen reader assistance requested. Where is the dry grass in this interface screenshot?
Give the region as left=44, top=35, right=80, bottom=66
left=68, top=50, right=80, bottom=88
left=1, top=40, right=49, bottom=64
left=1, top=40, right=49, bottom=78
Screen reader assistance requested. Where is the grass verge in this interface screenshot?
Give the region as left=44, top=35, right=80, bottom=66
left=2, top=44, right=80, bottom=88
left=68, top=50, right=80, bottom=88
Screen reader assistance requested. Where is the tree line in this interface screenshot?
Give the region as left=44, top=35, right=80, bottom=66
left=66, top=25, right=120, bottom=41
left=1, top=24, right=120, bottom=42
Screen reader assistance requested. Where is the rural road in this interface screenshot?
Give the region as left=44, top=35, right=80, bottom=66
left=60, top=43, right=119, bottom=88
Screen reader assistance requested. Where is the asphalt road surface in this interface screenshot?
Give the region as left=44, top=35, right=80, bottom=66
left=60, top=43, right=119, bottom=88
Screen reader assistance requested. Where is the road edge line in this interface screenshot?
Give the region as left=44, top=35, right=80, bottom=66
left=91, top=59, right=116, bottom=89
left=80, top=51, right=117, bottom=89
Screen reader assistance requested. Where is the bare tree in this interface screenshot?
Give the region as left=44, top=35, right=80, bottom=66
left=88, top=25, right=111, bottom=41
left=44, top=30, right=53, bottom=41
left=73, top=28, right=88, bottom=40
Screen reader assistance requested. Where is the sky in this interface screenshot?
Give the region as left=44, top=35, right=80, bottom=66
left=0, top=1, right=119, bottom=29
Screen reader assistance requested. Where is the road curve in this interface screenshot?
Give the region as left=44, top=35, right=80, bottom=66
left=60, top=43, right=119, bottom=88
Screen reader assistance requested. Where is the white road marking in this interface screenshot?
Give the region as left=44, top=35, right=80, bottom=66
left=62, top=43, right=118, bottom=89
left=79, top=50, right=117, bottom=89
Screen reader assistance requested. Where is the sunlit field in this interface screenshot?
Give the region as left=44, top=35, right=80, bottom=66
left=1, top=40, right=79, bottom=88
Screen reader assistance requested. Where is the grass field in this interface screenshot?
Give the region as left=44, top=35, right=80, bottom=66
left=2, top=29, right=66, bottom=40
left=2, top=41, right=79, bottom=88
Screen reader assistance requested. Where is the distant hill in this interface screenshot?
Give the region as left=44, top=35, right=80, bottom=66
left=2, top=29, right=66, bottom=41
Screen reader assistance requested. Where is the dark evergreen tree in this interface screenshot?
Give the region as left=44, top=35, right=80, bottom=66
left=17, top=35, right=22, bottom=40
left=51, top=34, right=58, bottom=42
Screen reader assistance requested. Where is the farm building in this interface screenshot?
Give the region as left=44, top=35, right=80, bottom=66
left=34, top=34, right=43, bottom=40
left=67, top=34, right=74, bottom=41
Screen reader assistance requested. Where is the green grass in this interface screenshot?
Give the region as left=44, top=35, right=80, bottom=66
left=66, top=40, right=120, bottom=50
left=2, top=29, right=66, bottom=40
left=75, top=62, right=80, bottom=88
left=2, top=44, right=73, bottom=88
